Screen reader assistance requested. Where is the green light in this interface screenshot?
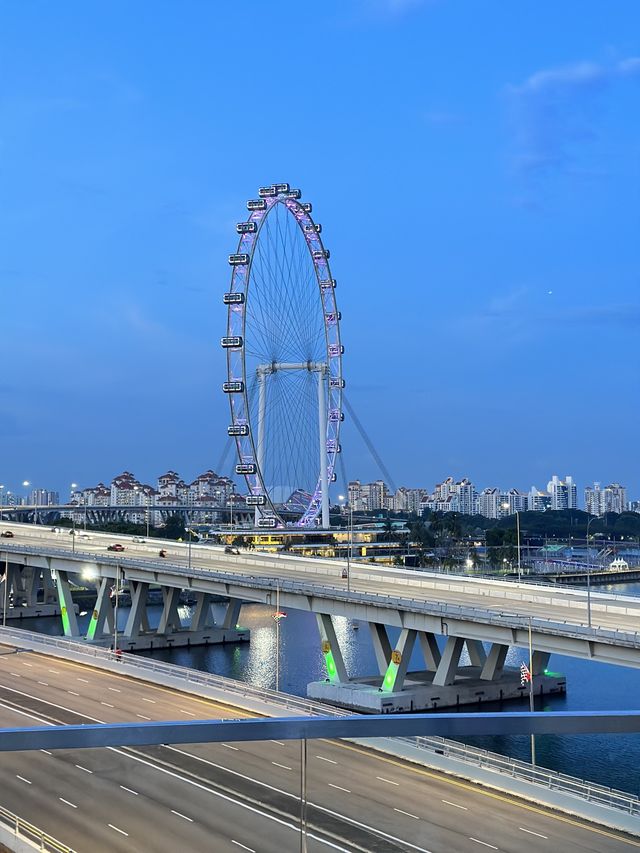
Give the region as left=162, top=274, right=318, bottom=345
left=382, top=661, right=399, bottom=692
left=60, top=605, right=70, bottom=635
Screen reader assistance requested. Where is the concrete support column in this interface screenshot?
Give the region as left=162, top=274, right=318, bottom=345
left=369, top=623, right=392, bottom=675
left=532, top=651, right=551, bottom=675
left=466, top=639, right=487, bottom=668
left=381, top=628, right=417, bottom=693
left=86, top=578, right=112, bottom=641
left=433, top=636, right=464, bottom=687
left=222, top=598, right=242, bottom=630
left=42, top=566, right=57, bottom=604
left=55, top=570, right=80, bottom=637
left=316, top=613, right=348, bottom=684
left=157, top=587, right=182, bottom=634
left=480, top=642, right=508, bottom=681
left=190, top=592, right=215, bottom=632
left=125, top=581, right=150, bottom=639
left=418, top=631, right=441, bottom=671
left=23, top=567, right=39, bottom=607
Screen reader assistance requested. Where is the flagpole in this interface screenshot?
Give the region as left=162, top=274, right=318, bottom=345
left=528, top=615, right=536, bottom=766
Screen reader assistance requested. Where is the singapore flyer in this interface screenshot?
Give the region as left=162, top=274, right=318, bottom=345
left=222, top=183, right=344, bottom=528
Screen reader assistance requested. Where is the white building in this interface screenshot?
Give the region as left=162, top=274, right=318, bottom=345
left=585, top=482, right=627, bottom=516
left=547, top=474, right=577, bottom=510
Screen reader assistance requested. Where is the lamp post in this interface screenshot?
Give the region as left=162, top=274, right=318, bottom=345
left=502, top=502, right=521, bottom=582
left=528, top=615, right=536, bottom=766
left=23, top=481, right=32, bottom=524
left=338, top=495, right=352, bottom=593
left=585, top=514, right=597, bottom=628
left=0, top=485, right=4, bottom=522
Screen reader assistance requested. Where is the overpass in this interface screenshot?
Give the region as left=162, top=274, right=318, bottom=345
left=2, top=522, right=640, bottom=712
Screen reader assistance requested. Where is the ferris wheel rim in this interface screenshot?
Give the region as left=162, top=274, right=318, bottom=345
left=224, top=186, right=343, bottom=527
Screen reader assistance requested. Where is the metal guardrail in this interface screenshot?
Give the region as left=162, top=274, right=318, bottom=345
left=2, top=626, right=639, bottom=818
left=0, top=803, right=76, bottom=852
left=4, top=543, right=640, bottom=648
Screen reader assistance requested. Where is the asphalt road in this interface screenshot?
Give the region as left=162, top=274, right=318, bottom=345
left=0, top=647, right=637, bottom=853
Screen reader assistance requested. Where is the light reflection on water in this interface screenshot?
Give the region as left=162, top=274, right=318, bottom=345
left=15, top=583, right=640, bottom=794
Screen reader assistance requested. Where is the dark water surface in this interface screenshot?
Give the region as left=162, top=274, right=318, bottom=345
left=18, top=581, right=640, bottom=796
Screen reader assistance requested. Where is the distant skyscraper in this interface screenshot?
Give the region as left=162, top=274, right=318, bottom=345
left=584, top=482, right=627, bottom=516
left=547, top=475, right=577, bottom=510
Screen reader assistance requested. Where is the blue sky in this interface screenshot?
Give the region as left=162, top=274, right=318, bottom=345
left=1, top=0, right=639, bottom=500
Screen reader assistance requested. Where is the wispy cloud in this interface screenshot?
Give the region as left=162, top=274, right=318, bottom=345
left=508, top=57, right=640, bottom=175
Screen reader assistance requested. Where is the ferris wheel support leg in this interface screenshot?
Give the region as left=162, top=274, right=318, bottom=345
left=256, top=371, right=267, bottom=525
left=317, top=370, right=330, bottom=528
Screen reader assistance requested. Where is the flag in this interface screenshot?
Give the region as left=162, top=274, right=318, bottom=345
left=520, top=661, right=532, bottom=686
left=272, top=611, right=287, bottom=621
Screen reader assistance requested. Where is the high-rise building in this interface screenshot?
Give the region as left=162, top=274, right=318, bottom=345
left=28, top=488, right=59, bottom=506
left=547, top=475, right=577, bottom=510
left=584, top=482, right=627, bottom=516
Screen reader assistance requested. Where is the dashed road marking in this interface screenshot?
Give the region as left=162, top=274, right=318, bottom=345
left=137, top=713, right=151, bottom=720
left=520, top=828, right=548, bottom=839
left=270, top=740, right=285, bottom=746
left=59, top=798, right=77, bottom=809
left=271, top=761, right=292, bottom=771
left=37, top=681, right=48, bottom=686
left=328, top=783, right=351, bottom=793
left=180, top=709, right=196, bottom=716
left=108, top=687, right=121, bottom=693
left=108, top=824, right=129, bottom=836
left=16, top=775, right=31, bottom=784
left=377, top=776, right=399, bottom=786
left=48, top=669, right=60, bottom=674
left=141, top=697, right=155, bottom=703
left=77, top=677, right=89, bottom=683
left=101, top=702, right=114, bottom=708
left=316, top=755, right=338, bottom=764
left=222, top=743, right=239, bottom=750
left=231, top=842, right=255, bottom=853
left=470, top=839, right=498, bottom=850
left=120, top=786, right=138, bottom=796
left=442, top=799, right=467, bottom=810
left=67, top=690, right=80, bottom=696
left=394, top=808, right=419, bottom=820
left=40, top=749, right=52, bottom=756
left=75, top=765, right=92, bottom=774
left=171, top=809, right=193, bottom=822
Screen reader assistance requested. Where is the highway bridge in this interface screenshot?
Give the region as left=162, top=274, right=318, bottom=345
left=2, top=522, right=640, bottom=712
left=0, top=631, right=638, bottom=853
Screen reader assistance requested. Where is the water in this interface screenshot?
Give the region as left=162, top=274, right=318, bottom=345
left=17, top=583, right=640, bottom=796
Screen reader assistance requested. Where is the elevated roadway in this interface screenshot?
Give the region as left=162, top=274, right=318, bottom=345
left=0, top=643, right=637, bottom=853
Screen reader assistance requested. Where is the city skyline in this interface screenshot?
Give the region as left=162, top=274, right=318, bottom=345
left=2, top=2, right=639, bottom=496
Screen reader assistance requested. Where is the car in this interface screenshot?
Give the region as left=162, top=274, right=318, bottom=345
left=79, top=534, right=92, bottom=540
left=1, top=531, right=14, bottom=538
left=51, top=527, right=63, bottom=533
left=132, top=537, right=146, bottom=543
left=107, top=543, right=125, bottom=552
left=224, top=545, right=240, bottom=555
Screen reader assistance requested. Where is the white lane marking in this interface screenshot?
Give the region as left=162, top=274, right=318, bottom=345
left=120, top=786, right=138, bottom=796
left=22, top=662, right=32, bottom=667
left=316, top=755, right=337, bottom=764
left=469, top=840, right=498, bottom=850
left=48, top=669, right=60, bottom=674
left=442, top=799, right=467, bottom=810
left=108, top=687, right=121, bottom=693
left=222, top=743, right=239, bottom=750
left=171, top=809, right=193, bottom=822
left=77, top=677, right=89, bottom=683
left=75, top=764, right=92, bottom=774
left=0, top=695, right=425, bottom=853
left=328, top=783, right=351, bottom=793
left=377, top=776, right=399, bottom=786
left=394, top=808, right=420, bottom=820
left=37, top=681, right=48, bottom=686
left=231, top=842, right=256, bottom=852
left=16, top=775, right=31, bottom=784
left=272, top=761, right=292, bottom=771
left=180, top=708, right=196, bottom=716
left=9, top=672, right=20, bottom=677
left=59, top=798, right=77, bottom=809
left=270, top=740, right=285, bottom=746
left=520, top=827, right=548, bottom=839
left=101, top=702, right=114, bottom=708
left=40, top=749, right=52, bottom=755
left=108, top=824, right=129, bottom=836
left=67, top=690, right=80, bottom=696
left=137, top=713, right=151, bottom=720
left=141, top=697, right=156, bottom=703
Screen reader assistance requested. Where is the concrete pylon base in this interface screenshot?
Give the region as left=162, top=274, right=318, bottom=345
left=88, top=627, right=250, bottom=652
left=307, top=667, right=566, bottom=714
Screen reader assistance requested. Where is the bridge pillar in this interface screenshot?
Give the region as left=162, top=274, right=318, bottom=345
left=54, top=570, right=80, bottom=637
left=86, top=578, right=113, bottom=641
left=124, top=581, right=150, bottom=639
left=369, top=623, right=392, bottom=674
left=466, top=639, right=487, bottom=668
left=381, top=628, right=417, bottom=693
left=480, top=642, right=508, bottom=681
left=418, top=631, right=441, bottom=671
left=433, top=636, right=465, bottom=687
left=317, top=614, right=348, bottom=683
left=157, top=587, right=182, bottom=634
left=221, top=597, right=242, bottom=631
left=189, top=592, right=215, bottom=632
left=532, top=651, right=551, bottom=675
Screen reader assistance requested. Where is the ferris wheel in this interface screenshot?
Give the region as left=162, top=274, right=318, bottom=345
left=222, top=183, right=344, bottom=528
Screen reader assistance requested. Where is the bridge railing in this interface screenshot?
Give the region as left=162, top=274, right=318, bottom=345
left=2, top=625, right=639, bottom=818
left=0, top=802, right=76, bottom=852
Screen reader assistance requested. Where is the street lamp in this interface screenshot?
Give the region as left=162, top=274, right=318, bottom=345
left=585, top=514, right=598, bottom=628
left=501, top=502, right=521, bottom=582
left=338, top=495, right=352, bottom=593
left=23, top=481, right=32, bottom=524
